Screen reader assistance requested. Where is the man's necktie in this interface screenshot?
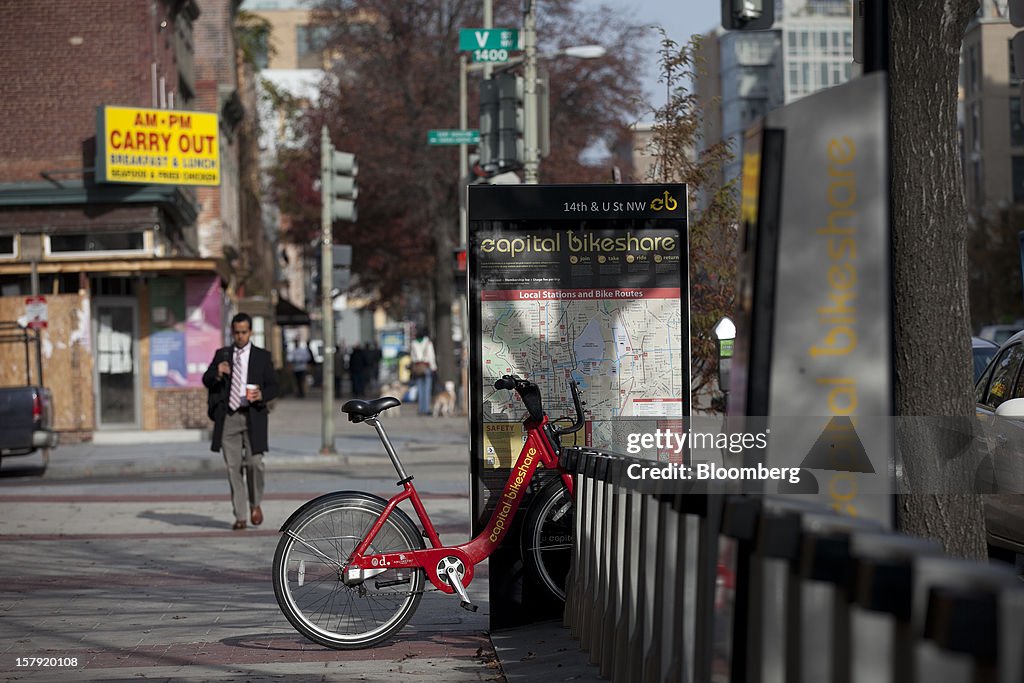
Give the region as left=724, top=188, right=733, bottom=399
left=229, top=348, right=244, bottom=411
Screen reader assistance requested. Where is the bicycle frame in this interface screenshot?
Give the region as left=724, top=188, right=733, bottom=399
left=343, top=413, right=574, bottom=594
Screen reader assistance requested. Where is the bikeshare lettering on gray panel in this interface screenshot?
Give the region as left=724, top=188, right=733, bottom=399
left=763, top=71, right=893, bottom=526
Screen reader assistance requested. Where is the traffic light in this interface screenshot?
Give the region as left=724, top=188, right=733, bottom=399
left=331, top=245, right=352, bottom=292
left=479, top=79, right=500, bottom=173
left=720, top=0, right=774, bottom=30
left=325, top=146, right=358, bottom=222
left=478, top=73, right=524, bottom=174
left=496, top=72, right=524, bottom=171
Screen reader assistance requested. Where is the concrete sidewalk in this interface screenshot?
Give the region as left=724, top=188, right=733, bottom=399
left=0, top=395, right=603, bottom=682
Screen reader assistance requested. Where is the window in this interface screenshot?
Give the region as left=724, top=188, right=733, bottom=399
left=980, top=343, right=1024, bottom=410
left=973, top=158, right=983, bottom=208
left=1012, top=98, right=1024, bottom=147
left=1011, top=38, right=1020, bottom=85
left=47, top=232, right=145, bottom=255
left=296, top=24, right=331, bottom=59
left=1013, top=156, right=1024, bottom=204
left=968, top=44, right=979, bottom=94
left=0, top=235, right=14, bottom=259
left=971, top=102, right=981, bottom=152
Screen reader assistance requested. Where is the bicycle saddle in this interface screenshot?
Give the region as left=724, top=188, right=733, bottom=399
left=341, top=396, right=401, bottom=421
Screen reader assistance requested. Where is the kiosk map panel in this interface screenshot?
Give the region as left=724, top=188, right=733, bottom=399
left=477, top=227, right=685, bottom=464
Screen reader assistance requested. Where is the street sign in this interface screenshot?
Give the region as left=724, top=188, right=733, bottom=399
left=459, top=28, right=519, bottom=62
left=428, top=129, right=480, bottom=145
left=24, top=295, right=47, bottom=329
left=459, top=28, right=520, bottom=51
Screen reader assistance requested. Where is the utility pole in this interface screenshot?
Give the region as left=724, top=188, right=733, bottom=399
left=320, top=125, right=336, bottom=454
left=522, top=0, right=539, bottom=184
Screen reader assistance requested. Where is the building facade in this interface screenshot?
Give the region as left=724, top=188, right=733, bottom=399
left=0, top=1, right=268, bottom=440
left=695, top=0, right=855, bottom=188
left=961, top=2, right=1021, bottom=214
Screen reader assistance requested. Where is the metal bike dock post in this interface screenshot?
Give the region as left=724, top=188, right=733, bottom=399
left=790, top=513, right=884, bottom=683
left=749, top=497, right=832, bottom=683
left=720, top=495, right=764, bottom=683
left=630, top=475, right=662, bottom=683
left=560, top=447, right=583, bottom=629
left=642, top=487, right=683, bottom=683
left=675, top=480, right=725, bottom=683
left=570, top=450, right=598, bottom=640
left=638, top=484, right=672, bottom=683
left=598, top=456, right=627, bottom=676
left=663, top=493, right=692, bottom=682
left=579, top=453, right=610, bottom=651
left=910, top=556, right=1022, bottom=683
left=587, top=454, right=614, bottom=663
left=845, top=532, right=942, bottom=683
left=614, top=456, right=646, bottom=683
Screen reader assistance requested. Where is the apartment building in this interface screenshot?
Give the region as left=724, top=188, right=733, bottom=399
left=962, top=2, right=1022, bottom=213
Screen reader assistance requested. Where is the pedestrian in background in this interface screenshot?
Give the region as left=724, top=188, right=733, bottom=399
left=410, top=327, right=436, bottom=416
left=367, top=342, right=382, bottom=392
left=334, top=343, right=348, bottom=397
left=349, top=343, right=369, bottom=397
left=203, top=313, right=278, bottom=530
left=287, top=341, right=311, bottom=398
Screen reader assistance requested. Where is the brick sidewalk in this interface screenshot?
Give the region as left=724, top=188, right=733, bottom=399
left=0, top=490, right=499, bottom=681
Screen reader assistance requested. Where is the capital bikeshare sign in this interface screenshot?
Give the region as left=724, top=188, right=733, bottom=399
left=95, top=106, right=220, bottom=186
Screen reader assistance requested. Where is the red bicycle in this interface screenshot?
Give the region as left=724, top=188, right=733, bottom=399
left=272, top=374, right=585, bottom=649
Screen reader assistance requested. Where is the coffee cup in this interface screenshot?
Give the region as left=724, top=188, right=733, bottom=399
left=245, top=384, right=259, bottom=401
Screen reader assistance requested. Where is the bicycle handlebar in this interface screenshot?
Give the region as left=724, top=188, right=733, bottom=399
left=493, top=374, right=585, bottom=434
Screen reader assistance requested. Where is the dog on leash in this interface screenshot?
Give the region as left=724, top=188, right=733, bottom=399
left=431, top=380, right=458, bottom=417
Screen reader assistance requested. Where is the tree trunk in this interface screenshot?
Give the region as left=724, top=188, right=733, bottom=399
left=890, top=0, right=986, bottom=559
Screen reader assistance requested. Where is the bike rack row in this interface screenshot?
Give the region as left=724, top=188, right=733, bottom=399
left=559, top=447, right=1024, bottom=683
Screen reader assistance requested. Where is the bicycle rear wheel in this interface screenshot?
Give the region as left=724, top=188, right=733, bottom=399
left=272, top=492, right=425, bottom=649
left=522, top=478, right=574, bottom=602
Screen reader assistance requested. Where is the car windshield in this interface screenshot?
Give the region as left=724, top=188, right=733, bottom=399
left=974, top=346, right=998, bottom=383
left=993, top=328, right=1020, bottom=344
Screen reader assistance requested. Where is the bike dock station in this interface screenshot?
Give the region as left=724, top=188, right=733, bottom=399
left=560, top=446, right=1024, bottom=683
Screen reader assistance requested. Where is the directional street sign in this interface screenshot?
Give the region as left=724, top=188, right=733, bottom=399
left=459, top=28, right=520, bottom=62
left=459, top=28, right=520, bottom=51
left=428, top=129, right=480, bottom=145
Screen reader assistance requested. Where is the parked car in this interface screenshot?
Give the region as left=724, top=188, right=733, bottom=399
left=973, top=336, right=999, bottom=384
left=978, top=323, right=1022, bottom=345
left=974, top=329, right=1024, bottom=563
left=0, top=322, right=58, bottom=470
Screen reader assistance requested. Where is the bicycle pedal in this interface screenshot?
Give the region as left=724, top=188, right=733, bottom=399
left=460, top=600, right=479, bottom=613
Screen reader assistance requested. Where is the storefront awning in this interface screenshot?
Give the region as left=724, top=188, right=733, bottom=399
left=276, top=297, right=311, bottom=326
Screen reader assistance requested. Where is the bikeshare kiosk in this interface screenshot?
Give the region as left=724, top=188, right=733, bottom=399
left=467, top=184, right=690, bottom=627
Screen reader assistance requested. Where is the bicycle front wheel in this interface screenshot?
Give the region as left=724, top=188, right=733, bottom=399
left=272, top=492, right=425, bottom=649
left=522, top=478, right=574, bottom=602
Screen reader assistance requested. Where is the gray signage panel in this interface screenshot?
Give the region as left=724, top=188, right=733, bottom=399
left=762, top=72, right=893, bottom=526
left=728, top=74, right=893, bottom=526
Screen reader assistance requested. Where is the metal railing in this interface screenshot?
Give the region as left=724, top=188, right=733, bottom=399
left=559, top=447, right=1024, bottom=683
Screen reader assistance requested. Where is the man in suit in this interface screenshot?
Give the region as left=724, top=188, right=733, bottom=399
left=203, top=312, right=278, bottom=530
